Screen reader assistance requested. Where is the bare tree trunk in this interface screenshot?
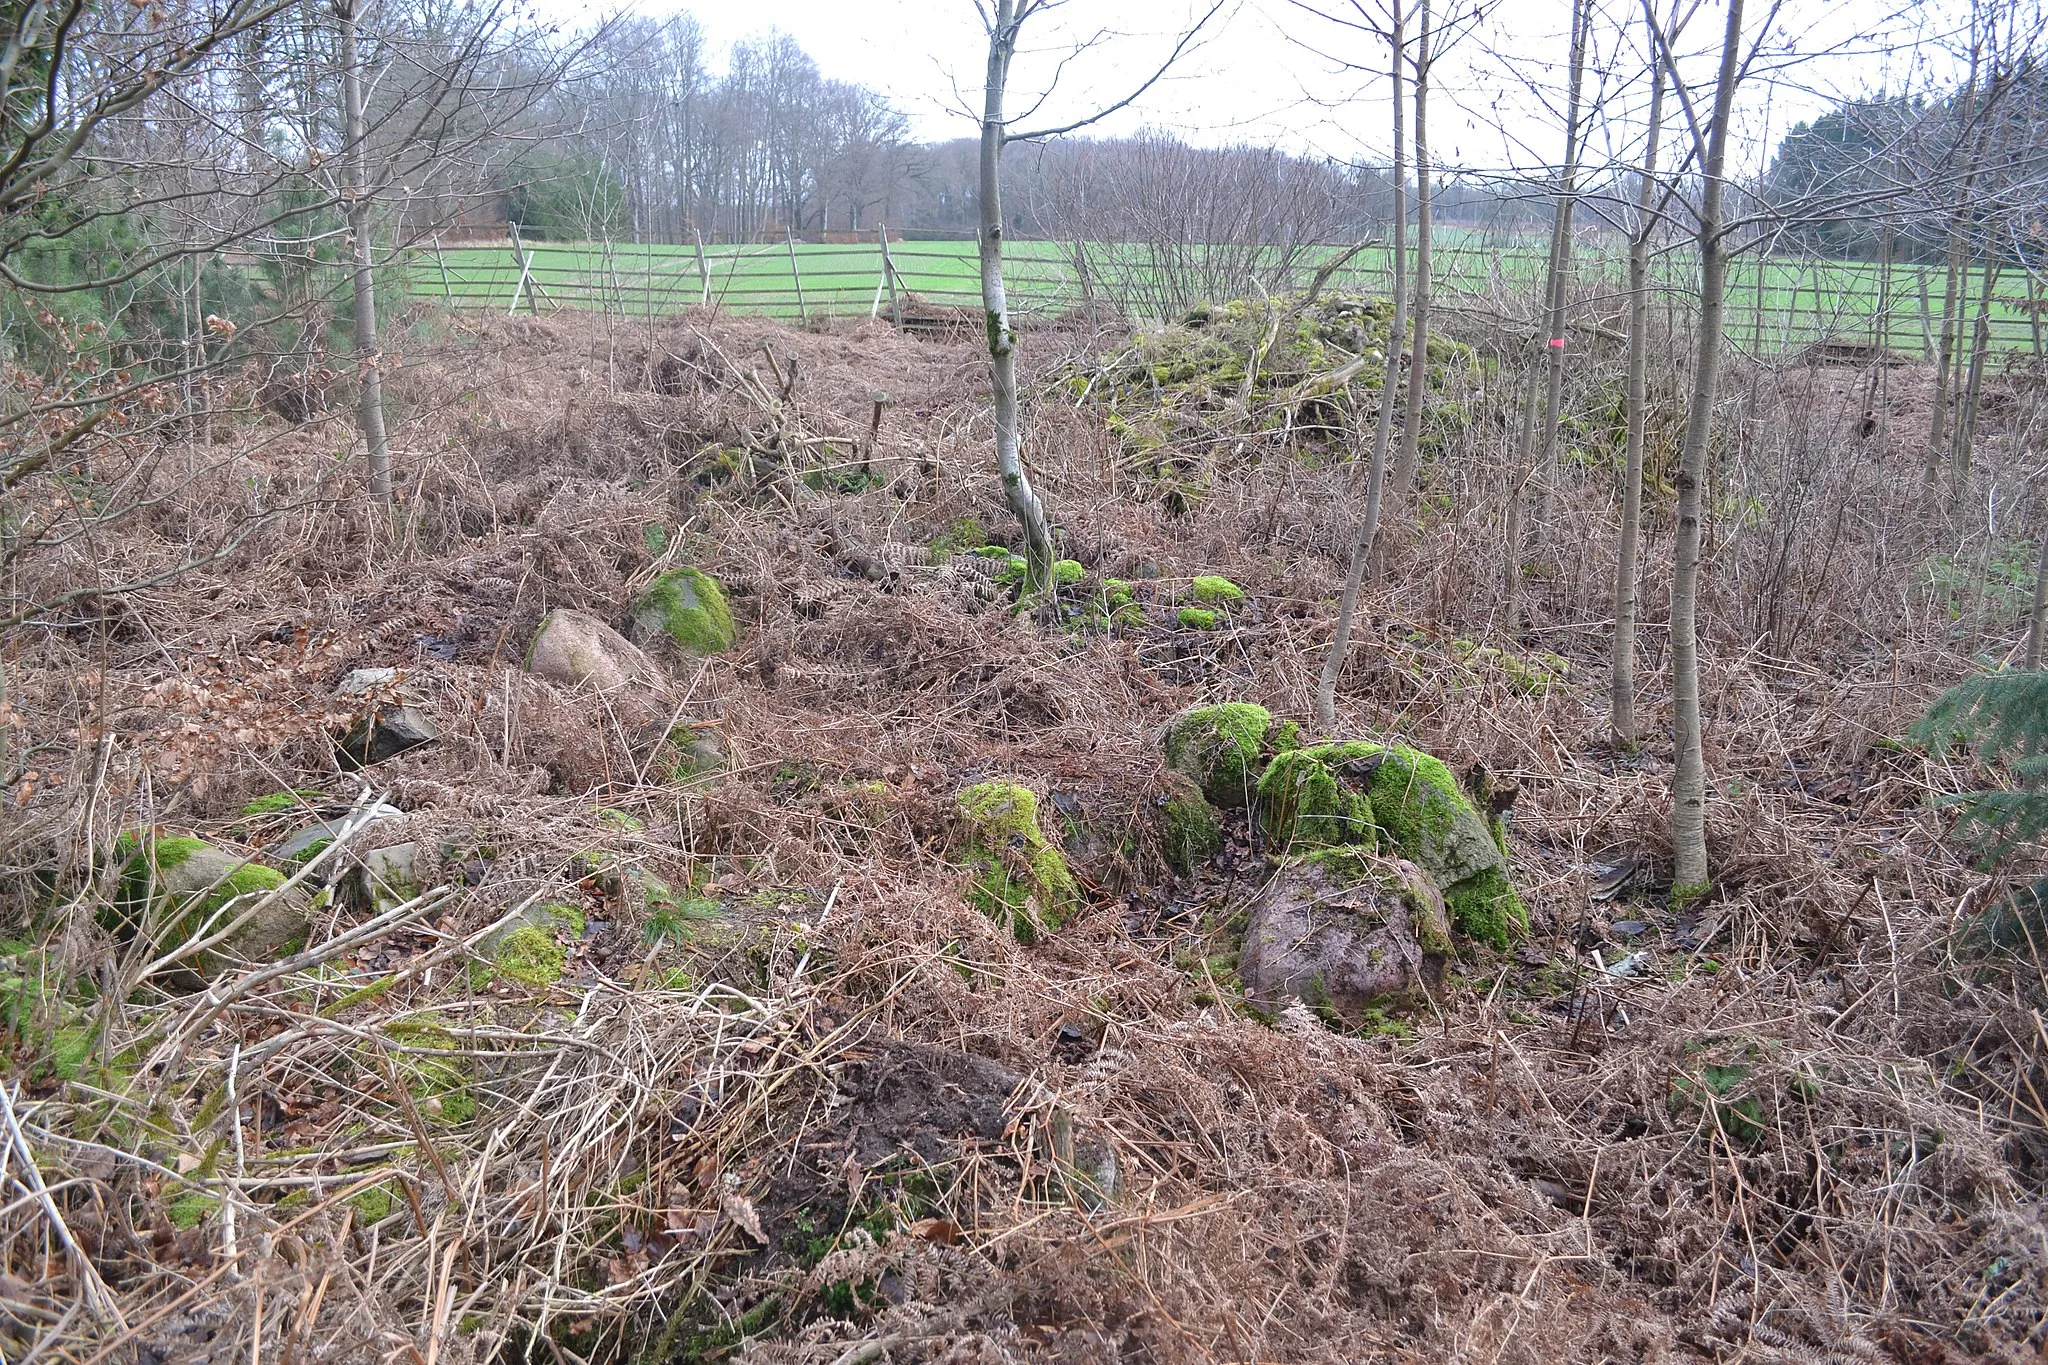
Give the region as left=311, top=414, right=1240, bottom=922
left=1611, top=6, right=1668, bottom=746
left=1926, top=219, right=1965, bottom=486
left=339, top=0, right=392, bottom=505
left=978, top=0, right=1056, bottom=592
left=1501, top=357, right=1540, bottom=640
left=1533, top=0, right=1592, bottom=532
left=1950, top=252, right=2000, bottom=497
left=1390, top=0, right=1432, bottom=496
left=1316, top=0, right=1407, bottom=730
left=1668, top=0, right=1744, bottom=898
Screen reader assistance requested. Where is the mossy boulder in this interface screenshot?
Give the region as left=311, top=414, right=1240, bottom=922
left=110, top=834, right=310, bottom=978
left=1239, top=850, right=1452, bottom=1026
left=1157, top=771, right=1222, bottom=874
left=954, top=781, right=1080, bottom=943
left=1188, top=576, right=1244, bottom=606
left=627, top=567, right=736, bottom=656
left=1163, top=702, right=1275, bottom=807
left=473, top=902, right=583, bottom=991
left=1255, top=743, right=1524, bottom=948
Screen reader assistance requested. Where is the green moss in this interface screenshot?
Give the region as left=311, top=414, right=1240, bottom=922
left=346, top=1183, right=397, bottom=1223
left=492, top=926, right=566, bottom=989
left=383, top=1019, right=475, bottom=1125
left=239, top=790, right=324, bottom=817
left=1363, top=747, right=1523, bottom=947
left=931, top=518, right=988, bottom=556
left=168, top=1190, right=220, bottom=1228
left=630, top=566, right=736, bottom=655
left=1177, top=607, right=1218, bottom=630
left=318, top=974, right=395, bottom=1017
left=1189, top=575, right=1244, bottom=605
left=971, top=545, right=1013, bottom=560
left=1257, top=744, right=1381, bottom=851
left=284, top=837, right=333, bottom=868
left=1164, top=702, right=1274, bottom=806
left=1052, top=559, right=1085, bottom=586
left=1258, top=742, right=1524, bottom=948
left=110, top=833, right=291, bottom=947
left=592, top=807, right=644, bottom=833
left=1159, top=775, right=1222, bottom=874
left=955, top=781, right=1080, bottom=942
left=1670, top=879, right=1712, bottom=912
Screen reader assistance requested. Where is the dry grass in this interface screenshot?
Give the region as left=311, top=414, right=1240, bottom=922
left=1, top=304, right=2045, bottom=1364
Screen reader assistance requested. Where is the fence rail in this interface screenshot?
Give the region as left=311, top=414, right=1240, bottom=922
left=401, top=234, right=2047, bottom=360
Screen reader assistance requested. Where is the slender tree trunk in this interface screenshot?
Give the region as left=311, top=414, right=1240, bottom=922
left=977, top=1, right=1056, bottom=593
left=1612, top=8, right=1668, bottom=746
left=1668, top=0, right=1744, bottom=898
left=1501, top=355, right=1540, bottom=640
left=1951, top=252, right=2000, bottom=497
left=1927, top=221, right=1965, bottom=486
left=1316, top=0, right=1407, bottom=729
left=1390, top=0, right=1432, bottom=496
left=1534, top=0, right=1592, bottom=532
left=339, top=0, right=392, bottom=505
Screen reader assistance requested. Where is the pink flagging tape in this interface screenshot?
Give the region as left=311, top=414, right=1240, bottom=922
left=1548, top=337, right=1567, bottom=348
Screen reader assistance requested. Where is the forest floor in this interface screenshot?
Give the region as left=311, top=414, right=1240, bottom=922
left=2, top=302, right=2044, bottom=1364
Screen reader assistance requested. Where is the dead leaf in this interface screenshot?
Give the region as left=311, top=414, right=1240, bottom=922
left=720, top=1193, right=767, bottom=1244
left=909, top=1217, right=959, bottom=1245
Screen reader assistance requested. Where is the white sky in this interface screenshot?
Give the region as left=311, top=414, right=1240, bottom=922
left=588, top=0, right=1980, bottom=177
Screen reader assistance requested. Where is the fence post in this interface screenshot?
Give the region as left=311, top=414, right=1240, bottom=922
left=787, top=228, right=808, bottom=319
left=433, top=236, right=452, bottom=303
left=507, top=221, right=539, bottom=316
left=694, top=232, right=711, bottom=308
left=879, top=227, right=903, bottom=328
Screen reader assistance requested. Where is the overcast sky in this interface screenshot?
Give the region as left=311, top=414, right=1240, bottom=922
left=614, top=0, right=1978, bottom=177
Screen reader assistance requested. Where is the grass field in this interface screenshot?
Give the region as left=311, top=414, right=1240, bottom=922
left=403, top=235, right=2045, bottom=359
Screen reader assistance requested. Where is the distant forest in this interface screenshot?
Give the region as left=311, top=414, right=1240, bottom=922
left=521, top=15, right=1547, bottom=244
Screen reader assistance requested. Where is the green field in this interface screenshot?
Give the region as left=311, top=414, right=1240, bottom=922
left=404, top=235, right=2044, bottom=360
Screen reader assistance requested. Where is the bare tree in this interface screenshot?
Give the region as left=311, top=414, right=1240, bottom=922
left=337, top=0, right=393, bottom=504
left=973, top=0, right=1223, bottom=593
left=1315, top=0, right=1408, bottom=729
left=1610, top=3, right=1672, bottom=746
left=1502, top=0, right=1593, bottom=637
left=1657, top=0, right=1746, bottom=898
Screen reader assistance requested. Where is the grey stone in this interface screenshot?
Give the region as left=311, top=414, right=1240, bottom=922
left=337, top=667, right=401, bottom=696
left=526, top=609, right=660, bottom=693
left=1238, top=854, right=1450, bottom=1028
left=113, top=838, right=310, bottom=981
left=358, top=842, right=419, bottom=913
left=337, top=706, right=437, bottom=769
left=277, top=803, right=406, bottom=863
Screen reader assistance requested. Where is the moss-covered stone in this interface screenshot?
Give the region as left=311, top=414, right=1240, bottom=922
left=1254, top=743, right=1525, bottom=948
left=1052, top=559, right=1085, bottom=586
left=1177, top=607, right=1218, bottom=630
left=1158, top=772, right=1222, bottom=874
left=109, top=833, right=309, bottom=976
left=955, top=781, right=1080, bottom=942
left=1163, top=703, right=1274, bottom=807
left=1189, top=576, right=1244, bottom=605
left=1258, top=743, right=1381, bottom=851
left=492, top=926, right=566, bottom=988
left=472, top=902, right=581, bottom=991
left=628, top=567, right=736, bottom=656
